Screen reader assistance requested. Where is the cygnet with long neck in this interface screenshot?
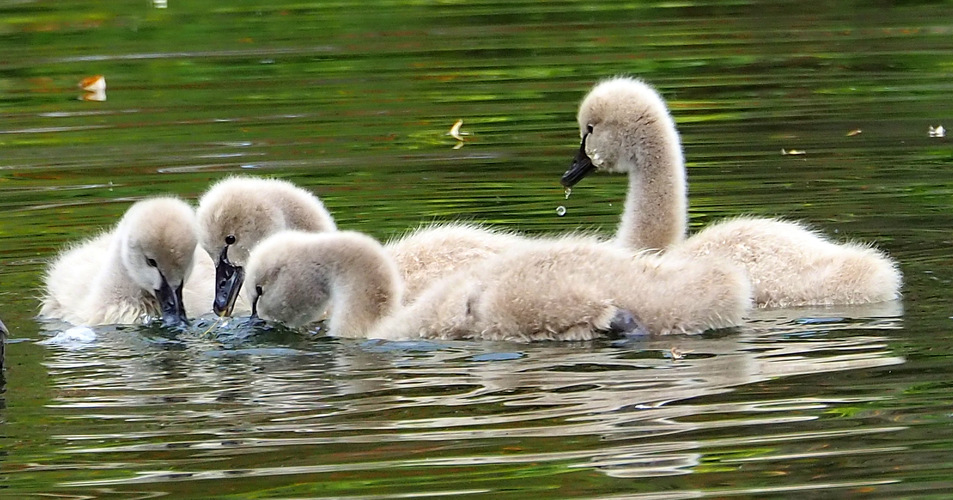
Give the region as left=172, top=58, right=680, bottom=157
left=562, top=77, right=901, bottom=307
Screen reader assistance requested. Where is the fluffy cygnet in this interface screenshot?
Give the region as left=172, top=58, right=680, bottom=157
left=562, top=76, right=901, bottom=307
left=195, top=176, right=337, bottom=316
left=246, top=231, right=402, bottom=337
left=374, top=237, right=751, bottom=341
left=384, top=223, right=527, bottom=302
left=245, top=231, right=752, bottom=341
left=196, top=176, right=523, bottom=313
left=40, top=197, right=207, bottom=326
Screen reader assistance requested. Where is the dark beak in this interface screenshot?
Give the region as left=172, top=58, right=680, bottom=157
left=605, top=309, right=650, bottom=339
left=247, top=290, right=268, bottom=327
left=250, top=288, right=260, bottom=318
left=250, top=291, right=261, bottom=320
left=213, top=245, right=244, bottom=317
left=561, top=134, right=597, bottom=188
left=156, top=276, right=188, bottom=327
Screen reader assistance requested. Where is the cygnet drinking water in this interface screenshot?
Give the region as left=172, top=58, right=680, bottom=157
left=562, top=77, right=901, bottom=307
left=245, top=230, right=752, bottom=341
left=40, top=197, right=208, bottom=326
left=195, top=176, right=337, bottom=316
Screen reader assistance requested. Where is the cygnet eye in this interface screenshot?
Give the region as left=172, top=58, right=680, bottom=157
left=146, top=257, right=158, bottom=268
left=225, top=234, right=236, bottom=245
left=255, top=285, right=263, bottom=297
left=586, top=124, right=594, bottom=134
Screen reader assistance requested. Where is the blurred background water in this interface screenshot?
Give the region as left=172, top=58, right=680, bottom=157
left=1, top=0, right=953, bottom=497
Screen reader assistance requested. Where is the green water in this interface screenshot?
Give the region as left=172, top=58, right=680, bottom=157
left=2, top=0, right=953, bottom=497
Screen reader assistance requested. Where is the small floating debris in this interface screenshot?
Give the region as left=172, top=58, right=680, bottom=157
left=564, top=186, right=572, bottom=200
left=448, top=119, right=468, bottom=149
left=556, top=205, right=567, bottom=217
left=79, top=75, right=105, bottom=92
left=78, top=75, right=106, bottom=102
left=929, top=125, right=946, bottom=138
left=153, top=0, right=168, bottom=8
left=449, top=119, right=464, bottom=140
left=668, top=347, right=692, bottom=360
left=781, top=148, right=806, bottom=156
left=846, top=129, right=863, bottom=137
left=79, top=90, right=106, bottom=102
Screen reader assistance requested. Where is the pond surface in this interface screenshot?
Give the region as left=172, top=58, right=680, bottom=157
left=2, top=0, right=953, bottom=497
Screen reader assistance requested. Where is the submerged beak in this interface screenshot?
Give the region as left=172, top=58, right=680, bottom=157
left=250, top=291, right=260, bottom=319
left=156, top=276, right=188, bottom=327
left=605, top=309, right=650, bottom=339
left=214, top=245, right=244, bottom=317
left=561, top=134, right=597, bottom=188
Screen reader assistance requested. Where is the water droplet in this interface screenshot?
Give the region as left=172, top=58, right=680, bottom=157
left=564, top=187, right=572, bottom=199
left=556, top=206, right=567, bottom=217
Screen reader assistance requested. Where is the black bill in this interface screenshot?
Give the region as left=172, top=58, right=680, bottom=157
left=560, top=134, right=597, bottom=187
left=213, top=245, right=245, bottom=317
left=156, top=275, right=188, bottom=327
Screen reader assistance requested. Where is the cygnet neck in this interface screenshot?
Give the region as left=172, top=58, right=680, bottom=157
left=613, top=114, right=688, bottom=251
left=322, top=239, right=402, bottom=338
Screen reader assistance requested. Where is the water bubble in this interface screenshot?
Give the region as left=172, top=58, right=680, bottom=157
left=556, top=206, right=567, bottom=217
left=564, top=187, right=572, bottom=199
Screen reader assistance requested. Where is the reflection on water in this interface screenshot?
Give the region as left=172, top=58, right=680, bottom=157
left=2, top=0, right=953, bottom=497
left=22, top=303, right=903, bottom=495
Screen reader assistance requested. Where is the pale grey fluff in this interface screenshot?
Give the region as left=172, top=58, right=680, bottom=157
left=574, top=77, right=901, bottom=307
left=245, top=230, right=752, bottom=341
left=39, top=197, right=212, bottom=325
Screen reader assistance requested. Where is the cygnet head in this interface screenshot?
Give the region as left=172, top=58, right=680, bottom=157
left=196, top=176, right=336, bottom=317
left=117, top=197, right=198, bottom=326
left=562, top=77, right=680, bottom=187
left=246, top=230, right=401, bottom=336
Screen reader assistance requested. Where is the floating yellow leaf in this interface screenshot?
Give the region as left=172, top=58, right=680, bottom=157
left=78, top=75, right=106, bottom=92
left=448, top=119, right=465, bottom=141
left=781, top=148, right=806, bottom=156
left=669, top=347, right=693, bottom=360
left=78, top=75, right=106, bottom=102
left=79, top=89, right=106, bottom=102
left=846, top=129, right=862, bottom=137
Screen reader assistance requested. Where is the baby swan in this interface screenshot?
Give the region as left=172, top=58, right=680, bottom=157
left=246, top=231, right=751, bottom=341
left=40, top=197, right=202, bottom=327
left=562, top=77, right=901, bottom=308
left=196, top=176, right=336, bottom=316
left=385, top=222, right=526, bottom=302
left=246, top=231, right=402, bottom=337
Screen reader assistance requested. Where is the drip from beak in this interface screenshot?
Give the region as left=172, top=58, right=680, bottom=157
left=213, top=245, right=244, bottom=317
left=561, top=134, right=597, bottom=188
left=156, top=275, right=188, bottom=327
